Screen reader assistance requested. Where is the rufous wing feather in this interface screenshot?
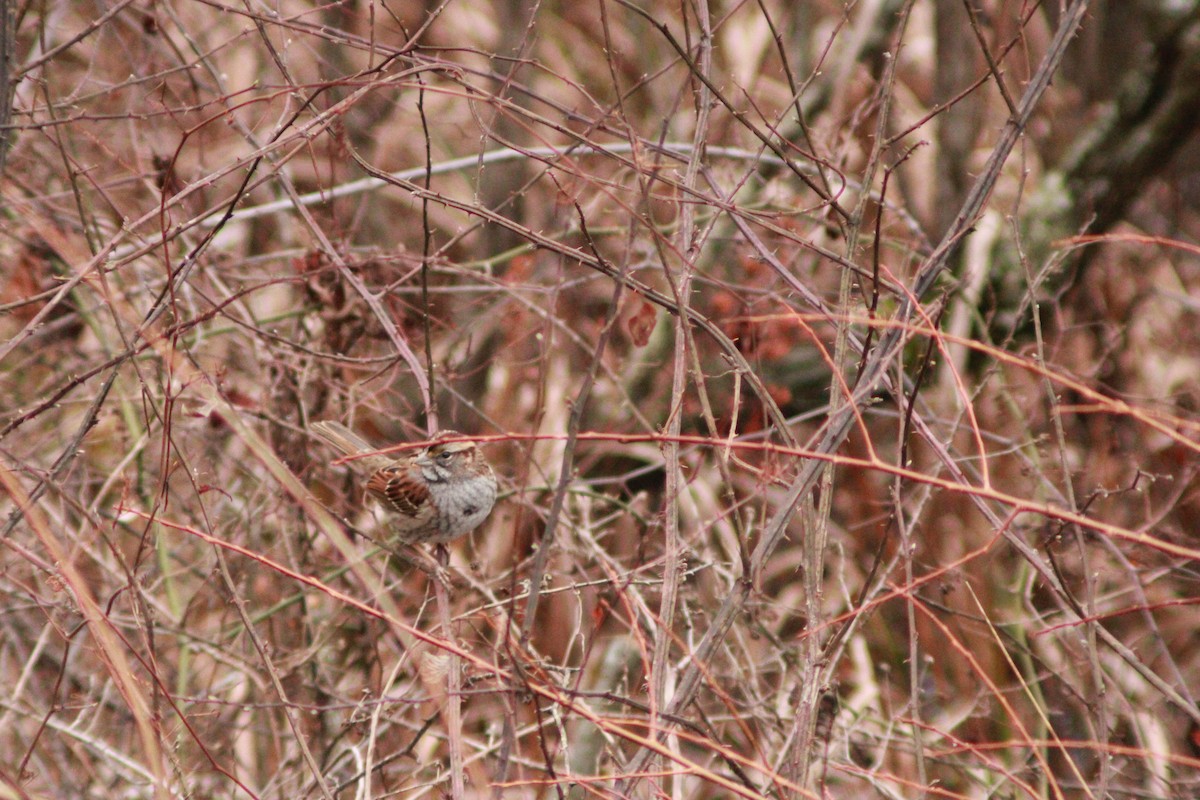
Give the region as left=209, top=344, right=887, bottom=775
left=366, top=465, right=432, bottom=518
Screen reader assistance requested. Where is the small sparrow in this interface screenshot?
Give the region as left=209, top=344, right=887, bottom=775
left=311, top=421, right=497, bottom=545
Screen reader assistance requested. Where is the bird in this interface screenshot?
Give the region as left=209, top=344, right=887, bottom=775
left=311, top=420, right=497, bottom=546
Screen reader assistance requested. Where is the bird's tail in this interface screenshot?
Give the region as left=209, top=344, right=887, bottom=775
left=311, top=421, right=393, bottom=472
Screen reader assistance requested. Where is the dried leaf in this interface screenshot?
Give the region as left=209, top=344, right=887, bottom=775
left=626, top=296, right=657, bottom=347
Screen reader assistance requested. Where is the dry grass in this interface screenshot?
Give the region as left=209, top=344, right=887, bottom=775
left=3, top=0, right=1200, bottom=798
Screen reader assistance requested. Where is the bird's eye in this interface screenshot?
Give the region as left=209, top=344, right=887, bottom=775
left=437, top=451, right=453, bottom=462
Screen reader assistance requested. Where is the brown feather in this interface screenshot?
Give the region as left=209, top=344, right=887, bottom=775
left=311, top=420, right=394, bottom=473
left=366, top=465, right=431, bottom=518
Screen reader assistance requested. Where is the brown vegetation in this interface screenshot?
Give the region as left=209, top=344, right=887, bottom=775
left=3, top=0, right=1200, bottom=797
